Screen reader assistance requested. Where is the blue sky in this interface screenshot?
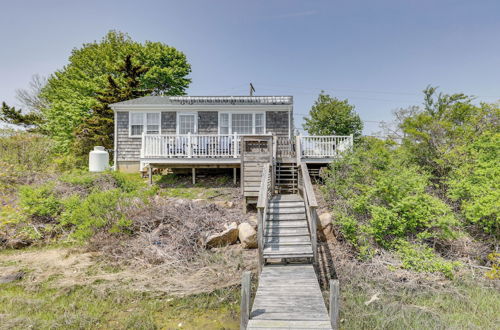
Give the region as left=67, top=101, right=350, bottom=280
left=1, top=0, right=499, bottom=134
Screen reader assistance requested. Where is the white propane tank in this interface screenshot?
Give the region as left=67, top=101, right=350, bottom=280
left=89, top=146, right=109, bottom=172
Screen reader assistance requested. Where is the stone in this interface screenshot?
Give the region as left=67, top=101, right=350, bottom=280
left=247, top=215, right=258, bottom=230
left=6, top=239, right=30, bottom=249
left=238, top=222, right=257, bottom=249
left=0, top=271, right=25, bottom=284
left=317, top=212, right=333, bottom=242
left=214, top=200, right=234, bottom=208
left=205, top=222, right=239, bottom=248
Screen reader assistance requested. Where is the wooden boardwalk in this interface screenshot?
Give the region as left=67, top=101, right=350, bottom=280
left=247, top=264, right=332, bottom=329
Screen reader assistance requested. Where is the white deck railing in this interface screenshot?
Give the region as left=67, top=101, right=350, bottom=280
left=298, top=135, right=353, bottom=158
left=141, top=133, right=353, bottom=159
left=141, top=133, right=240, bottom=158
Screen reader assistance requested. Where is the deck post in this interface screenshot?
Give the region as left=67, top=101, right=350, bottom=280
left=295, top=135, right=301, bottom=164
left=192, top=168, right=196, bottom=185
left=148, top=166, right=152, bottom=185
left=187, top=132, right=192, bottom=158
left=329, top=279, right=340, bottom=330
left=240, top=271, right=251, bottom=330
left=233, top=168, right=237, bottom=185
left=233, top=132, right=238, bottom=158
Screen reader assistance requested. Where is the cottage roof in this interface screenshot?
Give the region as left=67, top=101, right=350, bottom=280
left=110, top=95, right=293, bottom=107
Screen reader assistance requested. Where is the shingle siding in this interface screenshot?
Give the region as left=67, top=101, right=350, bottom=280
left=161, top=111, right=176, bottom=134
left=198, top=111, right=218, bottom=134
left=116, top=111, right=141, bottom=161
left=266, top=111, right=289, bottom=136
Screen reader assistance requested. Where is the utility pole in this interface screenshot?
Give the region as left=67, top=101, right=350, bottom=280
left=249, top=83, right=255, bottom=96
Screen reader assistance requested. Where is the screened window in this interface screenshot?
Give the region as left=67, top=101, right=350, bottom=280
left=219, top=112, right=265, bottom=134
left=178, top=114, right=196, bottom=134
left=255, top=113, right=264, bottom=134
left=232, top=114, right=253, bottom=134
left=129, top=112, right=161, bottom=137
left=130, top=113, right=144, bottom=136
left=146, top=113, right=160, bottom=134
left=220, top=113, right=229, bottom=134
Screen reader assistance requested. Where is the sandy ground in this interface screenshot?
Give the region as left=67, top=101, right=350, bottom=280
left=0, top=245, right=257, bottom=295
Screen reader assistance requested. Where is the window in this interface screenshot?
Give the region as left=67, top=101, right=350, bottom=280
left=255, top=113, right=264, bottom=134
left=220, top=113, right=229, bottom=134
left=232, top=113, right=253, bottom=134
left=178, top=114, right=196, bottom=134
left=219, top=112, right=265, bottom=134
left=129, top=112, right=161, bottom=137
left=130, top=113, right=144, bottom=136
left=146, top=113, right=160, bottom=134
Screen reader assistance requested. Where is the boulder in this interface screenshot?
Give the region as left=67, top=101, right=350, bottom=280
left=317, top=212, right=333, bottom=242
left=205, top=222, right=239, bottom=248
left=238, top=222, right=257, bottom=249
left=247, top=215, right=258, bottom=230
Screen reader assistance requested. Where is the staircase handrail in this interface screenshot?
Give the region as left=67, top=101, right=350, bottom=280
left=298, top=162, right=318, bottom=264
left=256, top=162, right=272, bottom=273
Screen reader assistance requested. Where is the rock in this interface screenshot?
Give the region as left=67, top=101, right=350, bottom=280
left=6, top=239, right=30, bottom=249
left=238, top=222, right=257, bottom=249
left=247, top=215, right=258, bottom=230
left=0, top=271, right=25, bottom=284
left=205, top=222, right=239, bottom=248
left=317, top=212, right=333, bottom=242
left=192, top=199, right=207, bottom=205
left=214, top=200, right=234, bottom=208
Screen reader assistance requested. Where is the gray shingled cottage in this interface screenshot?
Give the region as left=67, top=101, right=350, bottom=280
left=109, top=95, right=294, bottom=173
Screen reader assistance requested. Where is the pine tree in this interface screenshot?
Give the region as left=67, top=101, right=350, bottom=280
left=72, top=55, right=151, bottom=157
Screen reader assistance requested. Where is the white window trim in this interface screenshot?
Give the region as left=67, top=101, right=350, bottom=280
left=218, top=111, right=266, bottom=135
left=176, top=112, right=198, bottom=135
left=129, top=111, right=162, bottom=137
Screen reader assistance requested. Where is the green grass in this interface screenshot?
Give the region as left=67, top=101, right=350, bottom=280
left=0, top=279, right=240, bottom=329
left=339, top=278, right=500, bottom=329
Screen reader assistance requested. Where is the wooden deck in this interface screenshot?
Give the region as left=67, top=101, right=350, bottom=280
left=247, top=264, right=332, bottom=330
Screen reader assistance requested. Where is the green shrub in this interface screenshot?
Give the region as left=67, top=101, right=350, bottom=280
left=19, top=184, right=62, bottom=219
left=394, top=240, right=461, bottom=278
left=59, top=189, right=124, bottom=240
left=322, top=137, right=460, bottom=275
left=448, top=132, right=500, bottom=236
left=59, top=170, right=98, bottom=187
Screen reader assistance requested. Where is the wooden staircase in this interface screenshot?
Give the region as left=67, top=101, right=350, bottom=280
left=275, top=162, right=298, bottom=194
left=263, top=194, right=314, bottom=260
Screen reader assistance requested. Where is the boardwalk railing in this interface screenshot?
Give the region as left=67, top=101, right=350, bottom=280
left=256, top=163, right=272, bottom=273
left=298, top=135, right=353, bottom=159
left=141, top=133, right=240, bottom=158
left=297, top=162, right=318, bottom=264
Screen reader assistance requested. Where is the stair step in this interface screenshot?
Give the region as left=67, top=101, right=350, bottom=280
left=265, top=222, right=308, bottom=229
left=268, top=201, right=304, bottom=208
left=268, top=207, right=305, bottom=214
left=270, top=195, right=302, bottom=202
left=263, top=227, right=309, bottom=236
left=267, top=213, right=307, bottom=220
left=263, top=244, right=313, bottom=257
left=264, top=235, right=311, bottom=244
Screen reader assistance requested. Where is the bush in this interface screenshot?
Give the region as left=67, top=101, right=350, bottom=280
left=322, top=137, right=460, bottom=275
left=448, top=132, right=500, bottom=236
left=19, top=184, right=62, bottom=220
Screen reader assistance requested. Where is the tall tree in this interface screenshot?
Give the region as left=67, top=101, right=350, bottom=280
left=72, top=55, right=151, bottom=157
left=0, top=102, right=44, bottom=132
left=41, top=30, right=191, bottom=151
left=303, top=92, right=363, bottom=137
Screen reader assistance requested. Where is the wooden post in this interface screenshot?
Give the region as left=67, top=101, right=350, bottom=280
left=233, top=132, right=238, bottom=158
left=192, top=168, right=196, bottom=185
left=311, top=207, right=318, bottom=264
left=187, top=132, right=192, bottom=158
left=295, top=135, right=301, bottom=164
left=233, top=168, right=237, bottom=185
left=256, top=208, right=264, bottom=273
left=148, top=166, right=153, bottom=186
left=240, top=271, right=251, bottom=330
left=329, top=279, right=340, bottom=330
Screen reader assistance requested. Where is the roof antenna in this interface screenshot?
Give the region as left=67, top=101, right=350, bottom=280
left=249, top=83, right=255, bottom=96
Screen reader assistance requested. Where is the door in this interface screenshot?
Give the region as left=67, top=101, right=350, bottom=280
left=177, top=113, right=197, bottom=155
